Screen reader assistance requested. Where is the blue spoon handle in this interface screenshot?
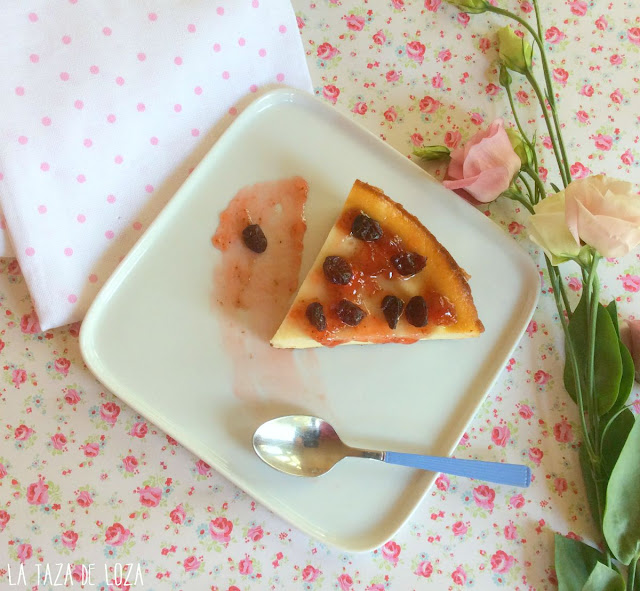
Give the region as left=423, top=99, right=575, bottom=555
left=383, top=451, right=531, bottom=488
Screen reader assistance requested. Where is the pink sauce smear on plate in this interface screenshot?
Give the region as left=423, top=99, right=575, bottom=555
left=211, top=176, right=324, bottom=402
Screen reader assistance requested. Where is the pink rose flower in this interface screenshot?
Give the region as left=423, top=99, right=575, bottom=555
left=621, top=150, right=634, bottom=165
left=621, top=320, right=640, bottom=381
left=570, top=162, right=591, bottom=179
left=504, top=522, right=518, bottom=540
left=545, top=27, right=566, bottom=43
left=184, top=555, right=201, bottom=572
left=529, top=447, right=544, bottom=465
left=195, top=459, right=211, bottom=475
left=238, top=556, right=253, bottom=575
left=64, top=388, right=81, bottom=404
left=628, top=27, right=640, bottom=46
left=406, top=41, right=426, bottom=64
left=425, top=0, right=441, bottom=11
left=100, top=402, right=121, bottom=426
left=438, top=48, right=452, bottom=62
left=54, top=357, right=71, bottom=376
left=14, top=424, right=34, bottom=441
left=322, top=84, right=340, bottom=104
left=209, top=516, right=233, bottom=542
left=516, top=90, right=529, bottom=104
left=302, top=565, right=321, bottom=582
left=105, top=522, right=131, bottom=546
left=410, top=133, right=424, bottom=147
left=384, top=107, right=397, bottom=122
left=435, top=474, right=450, bottom=491
left=382, top=540, right=401, bottom=565
left=610, top=54, right=623, bottom=65
left=534, top=370, right=551, bottom=385
left=452, top=521, right=468, bottom=536
left=20, top=311, right=41, bottom=334
left=51, top=433, right=67, bottom=450
left=510, top=493, right=525, bottom=508
left=391, top=0, right=404, bottom=8
left=555, top=477, right=568, bottom=494
left=457, top=12, right=470, bottom=26
left=338, top=574, right=353, bottom=591
left=170, top=504, right=186, bottom=524
left=569, top=0, right=587, bottom=15
left=139, top=485, right=162, bottom=507
left=621, top=274, right=640, bottom=292
left=491, top=550, right=515, bottom=573
left=568, top=277, right=582, bottom=291
left=317, top=42, right=338, bottom=60
left=61, top=529, right=78, bottom=550
left=470, top=113, right=484, bottom=126
left=415, top=560, right=433, bottom=577
left=593, top=134, right=613, bottom=151
left=554, top=420, right=573, bottom=443
left=372, top=30, right=386, bottom=45
left=83, top=442, right=100, bottom=457
left=443, top=119, right=521, bottom=203
left=419, top=95, right=440, bottom=114
left=432, top=72, right=443, bottom=88
left=485, top=83, right=500, bottom=96
left=0, top=510, right=10, bottom=531
left=491, top=425, right=510, bottom=447
left=26, top=479, right=49, bottom=505
left=595, top=16, right=608, bottom=30
left=576, top=110, right=589, bottom=123
left=344, top=14, right=365, bottom=31
left=520, top=1, right=533, bottom=13
left=17, top=543, right=32, bottom=563
left=122, top=455, right=138, bottom=472
left=130, top=421, right=148, bottom=438
left=445, top=130, right=462, bottom=149
left=247, top=525, right=263, bottom=541
left=610, top=89, right=623, bottom=104
left=12, top=369, right=27, bottom=388
left=386, top=70, right=400, bottom=82
left=452, top=565, right=467, bottom=585
left=76, top=491, right=93, bottom=507
left=518, top=404, right=534, bottom=419
left=564, top=175, right=640, bottom=257
left=473, top=485, right=495, bottom=511
left=580, top=84, right=594, bottom=97
left=352, top=101, right=368, bottom=115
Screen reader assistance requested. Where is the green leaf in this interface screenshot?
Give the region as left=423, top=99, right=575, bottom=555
left=555, top=534, right=606, bottom=591
left=604, top=301, right=634, bottom=414
left=605, top=301, right=620, bottom=336
left=551, top=182, right=561, bottom=193
left=602, top=408, right=635, bottom=478
left=563, top=296, right=623, bottom=415
left=603, top=417, right=640, bottom=565
left=579, top=444, right=602, bottom=525
left=581, top=562, right=626, bottom=591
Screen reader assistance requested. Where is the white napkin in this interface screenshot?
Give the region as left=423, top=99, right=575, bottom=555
left=0, top=0, right=311, bottom=329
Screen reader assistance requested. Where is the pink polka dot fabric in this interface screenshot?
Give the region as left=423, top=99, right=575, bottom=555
left=0, top=0, right=311, bottom=329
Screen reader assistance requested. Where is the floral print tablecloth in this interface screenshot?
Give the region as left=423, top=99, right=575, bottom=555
left=1, top=1, right=639, bottom=590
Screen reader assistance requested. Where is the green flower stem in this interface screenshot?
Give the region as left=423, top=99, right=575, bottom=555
left=629, top=555, right=638, bottom=591
left=525, top=72, right=569, bottom=187
left=517, top=172, right=534, bottom=204
left=545, top=255, right=595, bottom=459
left=548, top=92, right=572, bottom=183
left=507, top=190, right=535, bottom=214
left=599, top=402, right=637, bottom=453
left=523, top=164, right=547, bottom=203
left=585, top=255, right=601, bottom=447
left=506, top=84, right=537, bottom=167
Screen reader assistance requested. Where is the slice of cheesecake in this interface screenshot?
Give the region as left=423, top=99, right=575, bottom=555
left=271, top=180, right=484, bottom=348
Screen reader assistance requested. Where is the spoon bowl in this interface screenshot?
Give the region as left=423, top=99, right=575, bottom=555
left=253, top=415, right=531, bottom=487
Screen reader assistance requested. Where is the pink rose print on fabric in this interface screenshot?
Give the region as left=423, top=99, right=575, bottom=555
left=628, top=27, right=640, bottom=45
left=384, top=107, right=398, bottom=122
left=569, top=0, right=587, bottom=15
left=438, top=49, right=452, bottom=62
left=406, top=41, right=426, bottom=64
left=0, top=464, right=6, bottom=479
left=491, top=425, right=510, bottom=447
left=130, top=421, right=148, bottom=438
left=195, top=459, right=211, bottom=476
left=620, top=274, right=640, bottom=292
left=105, top=522, right=131, bottom=546
left=435, top=474, right=450, bottom=491
left=555, top=477, right=568, bottom=495
left=452, top=521, right=468, bottom=536
left=302, top=565, right=321, bottom=582
left=26, top=478, right=49, bottom=505
left=452, top=565, right=467, bottom=585
left=238, top=556, right=253, bottom=575
left=373, top=30, right=386, bottom=45
left=568, top=277, right=583, bottom=291
left=138, top=485, right=162, bottom=507
left=534, top=370, right=551, bottom=385
left=621, top=150, right=634, bottom=165
left=61, top=529, right=78, bottom=550
left=209, top=516, right=233, bottom=543
left=419, top=95, right=440, bottom=114
left=473, top=485, right=495, bottom=511
left=519, top=404, right=534, bottom=419
left=0, top=510, right=10, bottom=531
left=545, top=26, right=566, bottom=43
left=337, top=573, right=354, bottom=591
left=83, top=442, right=100, bottom=457
left=386, top=69, right=400, bottom=82
left=170, top=504, right=186, bottom=524
left=491, top=550, right=515, bottom=573
left=382, top=540, right=401, bottom=565
left=76, top=491, right=93, bottom=507
left=247, top=525, right=263, bottom=541
left=553, top=420, right=573, bottom=443
left=529, top=447, right=544, bottom=465
left=411, top=133, right=424, bottom=146
left=122, top=455, right=138, bottom=473
left=593, top=134, right=613, bottom=151
left=504, top=522, right=518, bottom=540
left=20, top=311, right=41, bottom=334
left=17, top=543, right=33, bottom=563
left=184, top=555, right=201, bottom=572
left=415, top=560, right=434, bottom=577
left=54, top=357, right=71, bottom=376
left=344, top=14, right=365, bottom=31
left=445, top=130, right=462, bottom=149
left=510, top=494, right=525, bottom=508
left=425, top=0, right=441, bottom=11
left=12, top=368, right=27, bottom=388
left=322, top=84, right=340, bottom=104
left=317, top=42, right=338, bottom=59
left=64, top=388, right=81, bottom=404
left=51, top=433, right=67, bottom=450
left=100, top=402, right=121, bottom=426
left=352, top=101, right=368, bottom=115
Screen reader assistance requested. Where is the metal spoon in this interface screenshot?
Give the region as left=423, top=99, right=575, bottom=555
left=253, top=415, right=531, bottom=487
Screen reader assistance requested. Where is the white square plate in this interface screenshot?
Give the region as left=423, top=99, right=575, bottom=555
left=80, top=88, right=539, bottom=552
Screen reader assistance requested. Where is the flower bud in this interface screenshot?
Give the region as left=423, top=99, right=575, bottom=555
left=505, top=128, right=533, bottom=168
left=413, top=145, right=451, bottom=161
left=499, top=64, right=512, bottom=88
left=497, top=26, right=533, bottom=75
left=445, top=0, right=489, bottom=13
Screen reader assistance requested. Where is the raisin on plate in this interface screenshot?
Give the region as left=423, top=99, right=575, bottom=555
left=405, top=295, right=428, bottom=327
left=323, top=256, right=354, bottom=285
left=242, top=224, right=267, bottom=253
left=381, top=295, right=404, bottom=329
left=336, top=299, right=366, bottom=326
left=305, top=302, right=327, bottom=332
left=351, top=213, right=383, bottom=242
left=391, top=251, right=427, bottom=276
